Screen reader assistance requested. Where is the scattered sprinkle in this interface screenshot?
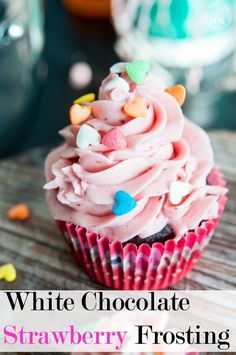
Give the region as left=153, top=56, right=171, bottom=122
left=73, top=93, right=95, bottom=105
left=70, top=104, right=91, bottom=126
left=102, top=127, right=127, bottom=151
left=125, top=60, right=150, bottom=84
left=8, top=203, right=30, bottom=221
left=0, top=263, right=17, bottom=282
left=169, top=181, right=190, bottom=205
left=165, top=84, right=186, bottom=106
left=76, top=124, right=101, bottom=149
left=112, top=190, right=137, bottom=216
left=123, top=97, right=147, bottom=118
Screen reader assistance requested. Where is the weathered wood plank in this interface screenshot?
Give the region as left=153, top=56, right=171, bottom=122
left=0, top=131, right=235, bottom=291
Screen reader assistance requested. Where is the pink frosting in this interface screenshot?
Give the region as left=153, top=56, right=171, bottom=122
left=44, top=69, right=226, bottom=242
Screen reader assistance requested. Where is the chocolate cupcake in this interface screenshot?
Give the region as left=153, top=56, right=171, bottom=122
left=44, top=60, right=227, bottom=289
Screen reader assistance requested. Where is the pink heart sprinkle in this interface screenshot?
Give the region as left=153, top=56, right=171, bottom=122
left=102, top=127, right=127, bottom=151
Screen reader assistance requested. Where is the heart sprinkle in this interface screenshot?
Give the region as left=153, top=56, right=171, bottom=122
left=112, top=190, right=137, bottom=216
left=125, top=60, right=150, bottom=84
left=102, top=127, right=127, bottom=151
left=169, top=181, right=190, bottom=205
left=165, top=85, right=186, bottom=106
left=104, top=77, right=129, bottom=92
left=76, top=124, right=101, bottom=149
left=110, top=62, right=128, bottom=74
left=73, top=93, right=95, bottom=104
left=70, top=104, right=91, bottom=126
left=0, top=263, right=17, bottom=282
left=123, top=97, right=147, bottom=118
left=8, top=203, right=30, bottom=221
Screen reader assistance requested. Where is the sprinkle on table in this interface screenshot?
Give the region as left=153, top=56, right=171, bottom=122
left=0, top=263, right=17, bottom=282
left=8, top=203, right=30, bottom=221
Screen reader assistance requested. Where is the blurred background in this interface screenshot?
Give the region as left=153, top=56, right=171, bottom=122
left=0, top=0, right=236, bottom=158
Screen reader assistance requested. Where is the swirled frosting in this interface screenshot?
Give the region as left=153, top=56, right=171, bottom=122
left=44, top=66, right=226, bottom=242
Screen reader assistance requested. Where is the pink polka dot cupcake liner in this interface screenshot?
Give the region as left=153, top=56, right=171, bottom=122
left=56, top=168, right=227, bottom=290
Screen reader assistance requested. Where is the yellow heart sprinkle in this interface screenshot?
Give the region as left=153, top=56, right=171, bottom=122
left=73, top=93, right=95, bottom=105
left=0, top=263, right=17, bottom=282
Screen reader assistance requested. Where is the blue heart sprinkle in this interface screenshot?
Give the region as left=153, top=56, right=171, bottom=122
left=112, top=190, right=137, bottom=216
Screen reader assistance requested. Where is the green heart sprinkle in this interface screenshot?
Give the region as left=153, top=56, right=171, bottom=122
left=125, top=60, right=150, bottom=84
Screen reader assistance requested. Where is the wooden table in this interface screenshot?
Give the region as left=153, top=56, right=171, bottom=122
left=0, top=131, right=236, bottom=291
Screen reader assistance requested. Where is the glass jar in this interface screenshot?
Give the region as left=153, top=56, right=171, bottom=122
left=112, top=0, right=236, bottom=127
left=0, top=0, right=44, bottom=157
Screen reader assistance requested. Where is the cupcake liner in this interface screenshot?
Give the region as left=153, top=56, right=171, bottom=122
left=56, top=168, right=227, bottom=290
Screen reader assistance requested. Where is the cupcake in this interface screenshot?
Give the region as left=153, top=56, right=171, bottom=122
left=44, top=60, right=227, bottom=290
